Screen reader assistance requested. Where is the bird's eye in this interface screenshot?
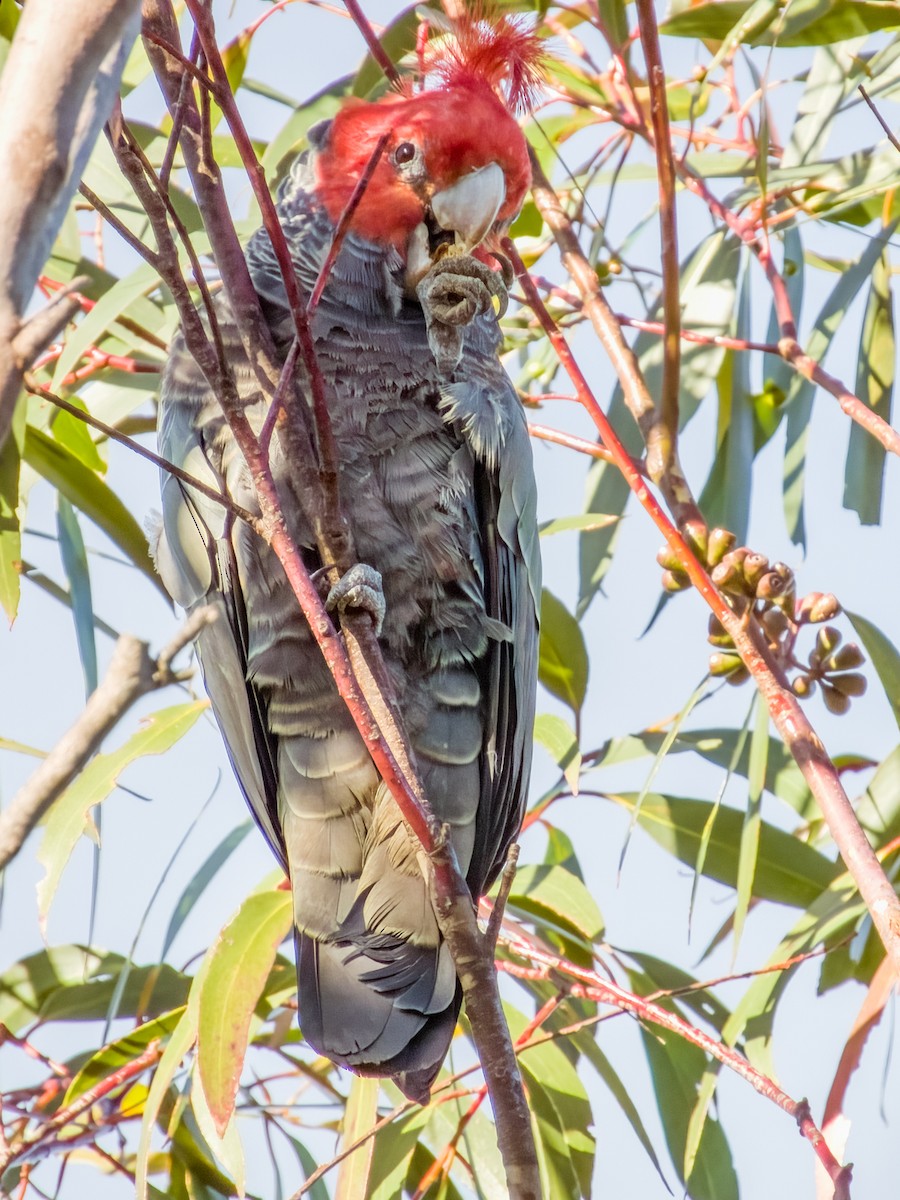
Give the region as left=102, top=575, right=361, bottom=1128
left=394, top=142, right=417, bottom=166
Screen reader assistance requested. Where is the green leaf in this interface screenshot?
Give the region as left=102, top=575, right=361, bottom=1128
left=508, top=1003, right=594, bottom=1198
left=661, top=0, right=900, bottom=45
left=504, top=862, right=604, bottom=947
left=0, top=392, right=25, bottom=623
left=162, top=822, right=253, bottom=960
left=782, top=219, right=898, bottom=545
left=733, top=694, right=769, bottom=953
left=197, top=888, right=292, bottom=1135
left=368, top=1106, right=431, bottom=1200
left=23, top=424, right=167, bottom=597
left=64, top=1009, right=186, bottom=1104
left=136, top=1007, right=198, bottom=1200
left=539, top=512, right=618, bottom=537
left=51, top=396, right=106, bottom=474
left=843, top=251, right=894, bottom=524
left=639, top=1017, right=738, bottom=1200
left=51, top=262, right=163, bottom=390
left=262, top=77, right=353, bottom=182
left=847, top=611, right=900, bottom=731
left=538, top=589, right=588, bottom=714
left=607, top=792, right=837, bottom=906
left=56, top=495, right=97, bottom=696
left=335, top=1077, right=379, bottom=1200
left=352, top=5, right=421, bottom=98
left=37, top=702, right=208, bottom=927
left=39, top=961, right=189, bottom=1023
left=533, top=713, right=581, bottom=793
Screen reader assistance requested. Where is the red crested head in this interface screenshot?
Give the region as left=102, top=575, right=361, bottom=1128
left=313, top=11, right=543, bottom=279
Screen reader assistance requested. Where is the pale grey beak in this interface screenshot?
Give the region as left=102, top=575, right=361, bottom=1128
left=431, top=162, right=506, bottom=253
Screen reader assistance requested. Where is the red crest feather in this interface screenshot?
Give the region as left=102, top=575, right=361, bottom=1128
left=421, top=8, right=545, bottom=114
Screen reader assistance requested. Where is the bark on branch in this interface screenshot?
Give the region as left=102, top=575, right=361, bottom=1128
left=0, top=0, right=142, bottom=450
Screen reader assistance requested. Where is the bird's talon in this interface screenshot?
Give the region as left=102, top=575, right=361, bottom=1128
left=326, top=564, right=386, bottom=635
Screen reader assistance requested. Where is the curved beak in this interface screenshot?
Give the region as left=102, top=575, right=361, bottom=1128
left=431, top=162, right=506, bottom=253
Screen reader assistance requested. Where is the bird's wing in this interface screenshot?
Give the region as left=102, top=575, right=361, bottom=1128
left=154, top=328, right=287, bottom=872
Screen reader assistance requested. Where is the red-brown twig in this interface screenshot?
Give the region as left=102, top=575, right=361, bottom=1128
left=505, top=236, right=900, bottom=983
left=498, top=930, right=851, bottom=1192
left=342, top=0, right=400, bottom=86
left=0, top=1042, right=163, bottom=1172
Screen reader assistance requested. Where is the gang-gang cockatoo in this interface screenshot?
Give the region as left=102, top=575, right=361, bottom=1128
left=154, top=12, right=542, bottom=1102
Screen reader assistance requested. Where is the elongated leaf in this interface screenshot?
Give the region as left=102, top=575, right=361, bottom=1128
left=733, top=694, right=769, bottom=953
left=662, top=0, right=900, bottom=45
left=36, top=702, right=207, bottom=926
left=135, top=1007, right=198, bottom=1200
left=782, top=219, right=898, bottom=544
left=368, top=1107, right=431, bottom=1200
left=56, top=494, right=97, bottom=696
left=65, top=1009, right=186, bottom=1104
left=51, top=262, right=163, bottom=389
left=505, top=862, right=604, bottom=947
left=0, top=393, right=25, bottom=623
left=23, top=425, right=166, bottom=596
left=539, top=512, right=618, bottom=537
left=844, top=252, right=894, bottom=524
left=197, top=888, right=292, bottom=1135
left=608, top=792, right=837, bottom=906
left=533, top=713, right=581, bottom=793
left=539, top=590, right=588, bottom=714
left=847, top=610, right=900, bottom=731
left=162, top=821, right=253, bottom=960
left=335, top=1077, right=379, bottom=1200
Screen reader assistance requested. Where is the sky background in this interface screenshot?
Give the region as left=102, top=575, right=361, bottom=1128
left=2, top=1, right=899, bottom=1197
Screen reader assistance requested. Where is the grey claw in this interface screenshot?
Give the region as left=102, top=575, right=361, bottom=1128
left=326, top=563, right=386, bottom=635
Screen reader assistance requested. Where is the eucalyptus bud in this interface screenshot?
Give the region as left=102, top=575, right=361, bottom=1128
left=743, top=553, right=770, bottom=591
left=662, top=568, right=690, bottom=593
left=792, top=675, right=815, bottom=698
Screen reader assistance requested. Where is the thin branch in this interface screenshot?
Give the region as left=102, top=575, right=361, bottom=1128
left=527, top=151, right=705, bottom=536
left=499, top=929, right=852, bottom=1193
left=27, top=380, right=260, bottom=530
left=858, top=85, right=900, bottom=155
left=634, top=0, right=682, bottom=480
left=342, top=0, right=401, bottom=86
left=0, top=616, right=208, bottom=872
left=505, top=236, right=900, bottom=983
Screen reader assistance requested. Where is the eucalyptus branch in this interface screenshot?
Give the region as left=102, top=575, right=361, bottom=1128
left=0, top=617, right=209, bottom=873
left=498, top=929, right=852, bottom=1195
left=527, top=151, right=705, bottom=536
left=634, top=0, right=682, bottom=481
left=506, top=237, right=900, bottom=983
left=0, top=0, right=141, bottom=450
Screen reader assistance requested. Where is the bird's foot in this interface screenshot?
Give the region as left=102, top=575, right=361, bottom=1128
left=417, top=254, right=509, bottom=373
left=325, top=563, right=385, bottom=635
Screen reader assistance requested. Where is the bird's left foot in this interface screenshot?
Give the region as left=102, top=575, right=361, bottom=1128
left=325, top=563, right=386, bottom=635
left=417, top=254, right=509, bottom=372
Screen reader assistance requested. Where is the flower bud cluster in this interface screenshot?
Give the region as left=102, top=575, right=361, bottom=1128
left=656, top=528, right=867, bottom=714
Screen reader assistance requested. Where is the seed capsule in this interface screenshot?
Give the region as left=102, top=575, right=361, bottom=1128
left=709, top=651, right=743, bottom=677
left=829, top=672, right=867, bottom=698
left=707, top=615, right=734, bottom=647
left=797, top=592, right=824, bottom=622
left=809, top=593, right=842, bottom=623
left=706, top=527, right=736, bottom=567
left=816, top=626, right=842, bottom=658
left=792, top=675, right=816, bottom=698
left=756, top=571, right=789, bottom=602
left=662, top=568, right=690, bottom=593
left=761, top=608, right=789, bottom=639
left=684, top=522, right=709, bottom=560
left=657, top=546, right=684, bottom=572
left=743, top=553, right=770, bottom=590
left=821, top=682, right=851, bottom=715
left=823, top=643, right=865, bottom=673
